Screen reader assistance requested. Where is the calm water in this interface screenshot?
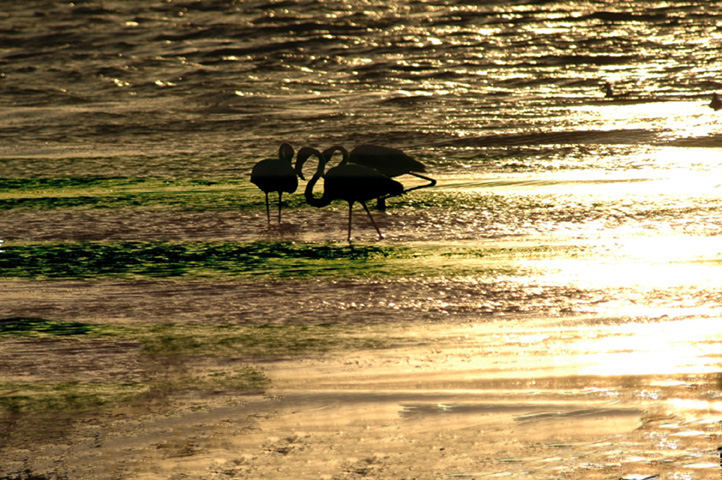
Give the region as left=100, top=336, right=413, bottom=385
left=2, top=1, right=722, bottom=478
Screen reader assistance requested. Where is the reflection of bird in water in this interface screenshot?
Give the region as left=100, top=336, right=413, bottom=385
left=295, top=145, right=403, bottom=241
left=345, top=144, right=436, bottom=210
left=710, top=93, right=722, bottom=110
left=250, top=142, right=298, bottom=224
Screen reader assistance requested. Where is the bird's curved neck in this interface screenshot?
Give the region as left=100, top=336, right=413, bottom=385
left=322, top=145, right=350, bottom=167
left=304, top=172, right=331, bottom=207
left=295, top=147, right=325, bottom=179
left=295, top=147, right=331, bottom=207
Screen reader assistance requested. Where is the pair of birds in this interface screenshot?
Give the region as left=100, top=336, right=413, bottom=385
left=250, top=143, right=435, bottom=240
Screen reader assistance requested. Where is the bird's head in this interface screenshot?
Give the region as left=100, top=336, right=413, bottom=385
left=278, top=142, right=294, bottom=163
left=295, top=146, right=325, bottom=180
left=322, top=145, right=349, bottom=167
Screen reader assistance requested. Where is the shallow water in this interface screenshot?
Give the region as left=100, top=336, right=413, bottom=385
left=2, top=1, right=722, bottom=479
left=1, top=1, right=721, bottom=160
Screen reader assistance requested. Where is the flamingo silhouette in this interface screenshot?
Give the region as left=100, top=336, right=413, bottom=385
left=346, top=144, right=436, bottom=210
left=250, top=142, right=298, bottom=224
left=295, top=145, right=403, bottom=241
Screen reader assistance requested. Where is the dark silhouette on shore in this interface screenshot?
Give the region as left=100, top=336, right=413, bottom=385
left=346, top=144, right=436, bottom=210
left=603, top=81, right=634, bottom=99
left=250, top=143, right=298, bottom=224
left=295, top=145, right=403, bottom=241
left=710, top=93, right=722, bottom=110
left=604, top=81, right=615, bottom=98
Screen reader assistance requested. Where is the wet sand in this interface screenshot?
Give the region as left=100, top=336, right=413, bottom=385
left=0, top=204, right=498, bottom=244
left=2, top=177, right=722, bottom=479
left=2, top=273, right=721, bottom=479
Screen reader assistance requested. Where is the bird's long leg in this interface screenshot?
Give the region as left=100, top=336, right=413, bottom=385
left=361, top=201, right=383, bottom=240
left=264, top=192, right=271, bottom=225
left=347, top=202, right=353, bottom=242
left=277, top=191, right=283, bottom=223
left=375, top=197, right=387, bottom=211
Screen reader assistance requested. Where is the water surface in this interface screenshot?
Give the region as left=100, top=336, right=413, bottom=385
left=1, top=1, right=722, bottom=478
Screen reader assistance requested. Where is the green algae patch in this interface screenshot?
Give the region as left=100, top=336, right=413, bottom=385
left=0, top=176, right=150, bottom=191
left=0, top=236, right=595, bottom=282
left=0, top=318, right=415, bottom=415
left=0, top=241, right=412, bottom=279
left=0, top=317, right=120, bottom=337
left=0, top=381, right=149, bottom=414
left=0, top=320, right=410, bottom=415
left=0, top=240, right=546, bottom=279
left=147, top=367, right=271, bottom=398
left=439, top=243, right=582, bottom=260
left=0, top=176, right=304, bottom=212
left=0, top=368, right=270, bottom=415
left=138, top=323, right=412, bottom=359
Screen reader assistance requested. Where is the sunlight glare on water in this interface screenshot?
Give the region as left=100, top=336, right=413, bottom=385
left=424, top=314, right=722, bottom=381
left=571, top=101, right=720, bottom=139
left=527, top=232, right=722, bottom=320
left=575, top=318, right=722, bottom=377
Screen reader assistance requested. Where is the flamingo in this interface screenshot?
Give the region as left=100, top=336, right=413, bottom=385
left=250, top=142, right=298, bottom=224
left=347, top=144, right=436, bottom=210
left=295, top=145, right=403, bottom=241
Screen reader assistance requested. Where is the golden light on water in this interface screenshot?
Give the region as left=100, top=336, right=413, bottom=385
left=572, top=100, right=722, bottom=138
left=575, top=318, right=722, bottom=377
left=511, top=222, right=722, bottom=378
left=528, top=233, right=722, bottom=323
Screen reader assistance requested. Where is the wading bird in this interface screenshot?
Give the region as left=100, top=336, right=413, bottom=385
left=295, top=145, right=403, bottom=241
left=250, top=142, right=298, bottom=224
left=346, top=144, right=436, bottom=210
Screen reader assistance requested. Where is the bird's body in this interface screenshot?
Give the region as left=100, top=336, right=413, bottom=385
left=250, top=159, right=298, bottom=195
left=250, top=142, right=298, bottom=224
left=295, top=146, right=403, bottom=241
left=324, top=162, right=404, bottom=205
left=349, top=144, right=428, bottom=177
left=334, top=144, right=435, bottom=210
